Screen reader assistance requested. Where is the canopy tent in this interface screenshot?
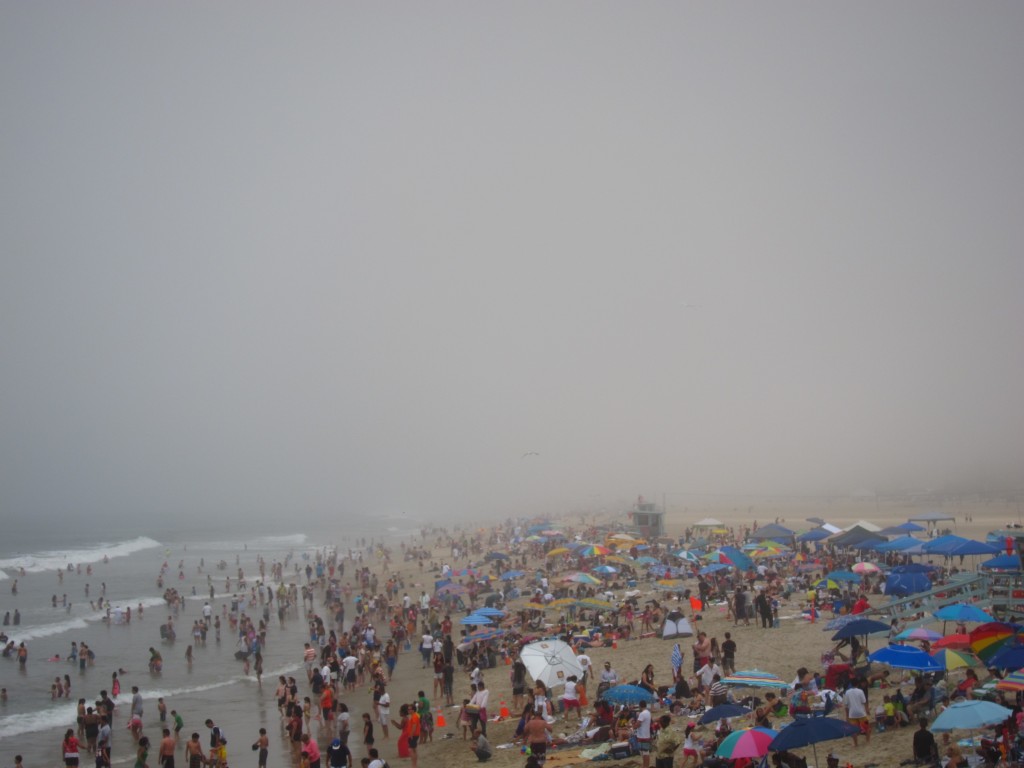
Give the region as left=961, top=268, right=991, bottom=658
left=797, top=527, right=833, bottom=543
left=748, top=524, right=794, bottom=541
left=843, top=520, right=882, bottom=532
left=907, top=511, right=956, bottom=524
left=694, top=517, right=725, bottom=528
left=873, top=535, right=924, bottom=552
left=922, top=534, right=971, bottom=554
left=830, top=526, right=886, bottom=548
left=981, top=554, right=1022, bottom=571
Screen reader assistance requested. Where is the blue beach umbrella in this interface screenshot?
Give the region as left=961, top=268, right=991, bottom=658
left=768, top=717, right=859, bottom=767
left=699, top=704, right=752, bottom=724
left=500, top=570, right=525, bottom=581
left=700, top=563, right=730, bottom=575
left=460, top=614, right=493, bottom=626
left=601, top=685, right=653, bottom=705
left=931, top=700, right=1014, bottom=732
left=831, top=619, right=890, bottom=640
left=934, top=604, right=993, bottom=623
left=867, top=644, right=942, bottom=671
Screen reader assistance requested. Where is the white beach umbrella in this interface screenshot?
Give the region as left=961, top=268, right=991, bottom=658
left=519, top=639, right=583, bottom=689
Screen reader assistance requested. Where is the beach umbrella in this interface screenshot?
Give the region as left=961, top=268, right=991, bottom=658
left=704, top=550, right=734, bottom=564
left=995, top=670, right=1024, bottom=692
left=519, top=640, right=583, bottom=689
left=540, top=530, right=565, bottom=537
left=656, top=579, right=685, bottom=591
left=933, top=633, right=971, bottom=650
left=454, top=568, right=479, bottom=577
left=563, top=573, right=601, bottom=585
left=826, top=571, right=861, bottom=583
left=700, top=563, right=730, bottom=575
left=934, top=604, right=994, bottom=623
left=768, top=717, right=859, bottom=767
left=592, top=565, right=618, bottom=575
left=930, top=700, right=1014, bottom=732
left=969, top=622, right=1022, bottom=663
left=930, top=648, right=981, bottom=670
left=500, top=570, right=525, bottom=581
left=825, top=615, right=860, bottom=631
left=577, top=597, right=615, bottom=610
left=814, top=579, right=840, bottom=591
left=435, top=583, right=468, bottom=596
left=460, top=614, right=493, bottom=626
left=894, top=627, right=943, bottom=643
left=606, top=555, right=633, bottom=565
left=720, top=670, right=784, bottom=688
left=545, top=598, right=577, bottom=610
left=601, top=684, right=653, bottom=705
left=636, top=556, right=660, bottom=565
left=851, top=562, right=880, bottom=574
left=546, top=548, right=571, bottom=557
left=716, top=728, right=778, bottom=760
left=578, top=545, right=611, bottom=557
left=474, top=607, right=506, bottom=617
left=484, top=551, right=510, bottom=561
left=830, top=619, right=890, bottom=640
left=467, top=627, right=505, bottom=642
left=674, top=550, right=701, bottom=562
left=984, top=643, right=1024, bottom=671
left=867, top=644, right=942, bottom=671
left=699, top=704, right=752, bottom=724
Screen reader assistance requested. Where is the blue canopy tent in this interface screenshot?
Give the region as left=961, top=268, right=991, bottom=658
left=922, top=535, right=971, bottom=555
left=748, top=524, right=795, bottom=541
left=948, top=540, right=999, bottom=557
left=874, top=535, right=923, bottom=552
left=798, top=528, right=833, bottom=543
left=981, top=554, right=1022, bottom=571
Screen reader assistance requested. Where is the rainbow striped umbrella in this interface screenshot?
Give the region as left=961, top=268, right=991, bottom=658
left=970, top=622, right=1021, bottom=663
left=930, top=648, right=981, bottom=670
left=721, top=670, right=783, bottom=688
left=578, top=545, right=611, bottom=557
left=715, top=728, right=778, bottom=760
left=995, top=670, right=1024, bottom=692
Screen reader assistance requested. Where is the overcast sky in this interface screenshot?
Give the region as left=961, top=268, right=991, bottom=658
left=2, top=4, right=1022, bottom=527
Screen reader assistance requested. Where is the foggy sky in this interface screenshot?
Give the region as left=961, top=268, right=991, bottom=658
left=2, top=4, right=1023, bottom=527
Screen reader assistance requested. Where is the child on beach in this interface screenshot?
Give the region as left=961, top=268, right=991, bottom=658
left=362, top=712, right=375, bottom=751
left=459, top=698, right=473, bottom=739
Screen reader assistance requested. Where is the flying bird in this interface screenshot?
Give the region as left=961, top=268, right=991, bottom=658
left=522, top=451, right=540, bottom=459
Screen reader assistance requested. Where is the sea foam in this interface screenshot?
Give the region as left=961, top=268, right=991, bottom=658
left=0, top=536, right=162, bottom=574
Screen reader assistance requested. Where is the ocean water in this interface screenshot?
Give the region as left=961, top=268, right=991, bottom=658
left=0, top=521, right=418, bottom=767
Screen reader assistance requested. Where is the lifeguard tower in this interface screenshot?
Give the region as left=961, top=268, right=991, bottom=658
left=631, top=501, right=665, bottom=539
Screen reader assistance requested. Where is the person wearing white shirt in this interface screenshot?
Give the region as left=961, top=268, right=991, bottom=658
left=633, top=700, right=653, bottom=768
left=576, top=654, right=592, bottom=685
left=561, top=676, right=581, bottom=720
left=469, top=683, right=490, bottom=736
left=600, top=662, right=619, bottom=685
left=696, top=661, right=723, bottom=691
left=420, top=633, right=434, bottom=667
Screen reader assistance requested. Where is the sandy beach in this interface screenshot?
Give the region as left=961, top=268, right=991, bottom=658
left=2, top=498, right=1019, bottom=768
